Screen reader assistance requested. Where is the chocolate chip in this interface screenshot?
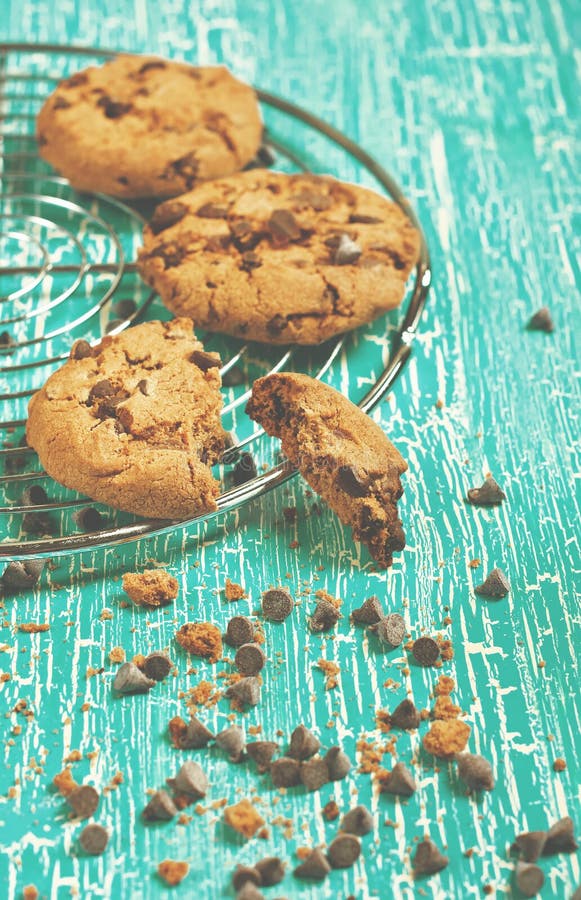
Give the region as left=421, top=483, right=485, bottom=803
left=412, top=636, right=440, bottom=666
left=225, top=676, right=261, bottom=707
left=289, top=725, right=320, bottom=760
left=332, top=233, right=362, bottom=265
left=1, top=560, right=45, bottom=592
left=413, top=839, right=449, bottom=875
left=178, top=716, right=215, bottom=750
left=74, top=507, right=104, bottom=532
left=67, top=785, right=99, bottom=819
left=245, top=143, right=278, bottom=170
left=309, top=599, right=341, bottom=633
left=336, top=464, right=368, bottom=497
left=189, top=349, right=221, bottom=373
left=515, top=861, right=544, bottom=897
left=233, top=452, right=258, bottom=485
left=97, top=96, right=132, bottom=118
left=389, top=699, right=420, bottom=731
left=543, top=816, right=578, bottom=855
left=196, top=202, right=228, bottom=219
left=527, top=307, right=554, bottom=333
left=467, top=476, right=506, bottom=506
left=234, top=643, right=265, bottom=676
left=379, top=762, right=416, bottom=797
left=138, top=59, right=167, bottom=74
left=300, top=757, right=329, bottom=792
left=167, top=151, right=199, bottom=188
left=325, top=746, right=351, bottom=781
left=135, top=379, right=150, bottom=396
left=142, top=652, right=172, bottom=681
left=20, top=484, right=48, bottom=506
left=204, top=234, right=231, bottom=253
left=215, top=724, right=245, bottom=762
left=88, top=379, right=115, bottom=402
left=340, top=805, right=373, bottom=836
left=241, top=251, right=262, bottom=271
left=232, top=865, right=261, bottom=891
left=327, top=833, right=361, bottom=869
left=225, top=616, right=255, bottom=647
left=294, top=848, right=331, bottom=880
left=348, top=213, right=382, bottom=224
left=68, top=339, right=93, bottom=362
left=266, top=314, right=287, bottom=336
left=150, top=240, right=185, bottom=268
left=351, top=595, right=384, bottom=625
left=456, top=753, right=495, bottom=791
left=79, top=823, right=109, bottom=855
left=270, top=756, right=301, bottom=788
left=374, top=613, right=406, bottom=648
left=236, top=882, right=264, bottom=900
left=166, top=760, right=208, bottom=799
left=142, top=790, right=177, bottom=822
left=292, top=190, right=331, bottom=211
left=267, top=209, right=301, bottom=244
left=22, top=512, right=53, bottom=535
left=475, top=567, right=510, bottom=598
left=246, top=741, right=278, bottom=773
left=254, top=857, right=285, bottom=886
left=112, top=662, right=156, bottom=695
left=149, top=201, right=188, bottom=235
left=230, top=220, right=263, bottom=252
left=512, top=831, right=547, bottom=863
left=261, top=588, right=293, bottom=622
left=62, top=72, right=88, bottom=88
left=0, top=331, right=15, bottom=348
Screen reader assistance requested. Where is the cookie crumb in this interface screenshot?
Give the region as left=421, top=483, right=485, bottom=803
left=23, top=888, right=39, bottom=900
left=157, top=860, right=189, bottom=886
left=225, top=578, right=246, bottom=601
left=224, top=798, right=265, bottom=838
left=552, top=758, right=566, bottom=772
left=122, top=569, right=178, bottom=608
left=109, top=647, right=125, bottom=664
left=423, top=720, right=471, bottom=758
left=175, top=622, right=222, bottom=662
left=322, top=799, right=340, bottom=821
left=316, top=658, right=340, bottom=689
left=18, top=623, right=50, bottom=633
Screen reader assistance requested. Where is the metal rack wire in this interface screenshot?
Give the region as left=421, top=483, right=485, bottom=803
left=0, top=43, right=431, bottom=559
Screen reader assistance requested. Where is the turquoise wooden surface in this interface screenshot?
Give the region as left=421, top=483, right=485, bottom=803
left=1, top=2, right=580, bottom=899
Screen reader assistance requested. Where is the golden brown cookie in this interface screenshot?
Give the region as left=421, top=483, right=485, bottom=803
left=137, top=170, right=420, bottom=344
left=246, top=373, right=407, bottom=567
left=26, top=319, right=225, bottom=519
left=36, top=55, right=262, bottom=198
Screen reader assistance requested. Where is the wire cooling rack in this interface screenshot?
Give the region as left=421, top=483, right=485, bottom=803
left=0, top=43, right=431, bottom=560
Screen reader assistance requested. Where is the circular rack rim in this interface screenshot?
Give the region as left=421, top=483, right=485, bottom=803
left=0, top=42, right=432, bottom=559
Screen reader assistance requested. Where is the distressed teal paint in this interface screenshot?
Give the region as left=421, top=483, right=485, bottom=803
left=0, top=2, right=579, bottom=899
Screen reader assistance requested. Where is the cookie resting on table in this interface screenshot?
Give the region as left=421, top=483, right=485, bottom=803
left=26, top=319, right=226, bottom=519
left=246, top=372, right=407, bottom=567
left=36, top=54, right=262, bottom=198
left=137, top=169, right=420, bottom=344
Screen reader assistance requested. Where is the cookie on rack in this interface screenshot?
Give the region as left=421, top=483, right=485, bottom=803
left=137, top=169, right=420, bottom=344
left=246, top=372, right=407, bottom=567
left=26, top=319, right=226, bottom=519
left=36, top=54, right=262, bottom=198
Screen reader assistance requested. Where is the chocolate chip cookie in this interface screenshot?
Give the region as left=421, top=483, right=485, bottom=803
left=26, top=319, right=225, bottom=519
left=246, top=373, right=407, bottom=566
left=137, top=170, right=420, bottom=344
left=36, top=55, right=262, bottom=198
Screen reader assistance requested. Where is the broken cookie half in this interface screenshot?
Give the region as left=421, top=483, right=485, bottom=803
left=246, top=373, right=407, bottom=567
left=27, top=318, right=225, bottom=519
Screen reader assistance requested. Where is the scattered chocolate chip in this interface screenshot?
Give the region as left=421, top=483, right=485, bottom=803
left=512, top=831, right=547, bottom=863
left=294, top=848, right=331, bottom=880
left=325, top=746, right=351, bottom=781
left=166, top=761, right=208, bottom=799
left=456, top=753, right=494, bottom=791
left=142, top=790, right=177, bottom=822
left=241, top=251, right=262, bottom=271
left=289, top=725, right=320, bottom=761
left=112, top=662, right=156, bottom=695
left=22, top=512, right=54, bottom=535
left=246, top=741, right=278, bottom=773
left=527, top=307, right=554, bottom=333
left=300, top=756, right=329, bottom=792
left=235, top=643, right=265, bottom=676
left=225, top=616, right=255, bottom=647
left=262, top=588, right=293, bottom=622
left=341, top=805, right=373, bottom=836
left=196, top=202, right=229, bottom=219
left=232, top=865, right=261, bottom=891
left=73, top=507, right=104, bottom=532
left=390, top=699, right=420, bottom=731
left=0, top=331, right=15, bottom=348
left=351, top=595, right=384, bottom=625
left=69, top=339, right=94, bottom=360
left=215, top=724, right=245, bottom=763
left=379, top=762, right=416, bottom=797
left=1, top=560, right=45, bottom=592
left=233, top=452, right=258, bottom=485
left=230, top=220, right=263, bottom=252
left=178, top=716, right=215, bottom=750
left=20, top=484, right=48, bottom=506
left=412, top=636, right=440, bottom=666
left=79, top=822, right=109, bottom=855
left=543, top=816, right=578, bottom=855
left=97, top=96, right=132, bottom=118
left=149, top=201, right=188, bottom=235
left=348, top=213, right=382, bottom=224
left=190, top=349, right=221, bottom=371
left=336, top=464, right=368, bottom=497
left=515, top=861, right=544, bottom=897
left=475, top=567, right=510, bottom=598
left=267, top=209, right=301, bottom=244
left=236, top=884, right=264, bottom=900
left=466, top=476, right=506, bottom=506
left=309, top=599, right=341, bottom=633
left=327, top=833, right=361, bottom=869
left=413, top=839, right=449, bottom=875
left=332, top=233, right=362, bottom=265
left=226, top=676, right=261, bottom=707
left=67, top=785, right=100, bottom=820
left=374, top=613, right=406, bottom=648
left=270, top=756, right=301, bottom=788
left=142, top=652, right=172, bottom=682
left=254, top=856, right=285, bottom=886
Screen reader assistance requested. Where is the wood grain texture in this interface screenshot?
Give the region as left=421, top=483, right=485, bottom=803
left=0, top=1, right=579, bottom=899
